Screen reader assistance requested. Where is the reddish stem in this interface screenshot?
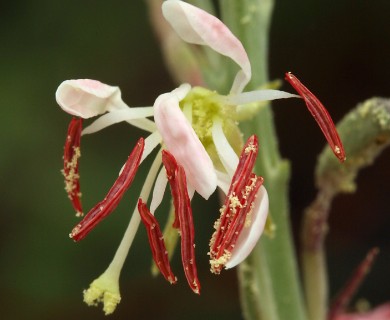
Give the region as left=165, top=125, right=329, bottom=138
left=62, top=117, right=83, bottom=216
left=70, top=138, right=144, bottom=241
left=285, top=72, right=346, bottom=163
left=138, top=199, right=177, bottom=284
left=328, top=247, right=380, bottom=319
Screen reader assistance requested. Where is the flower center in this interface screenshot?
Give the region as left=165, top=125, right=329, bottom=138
left=180, top=87, right=243, bottom=170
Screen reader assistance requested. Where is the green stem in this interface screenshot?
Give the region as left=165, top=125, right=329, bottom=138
left=219, top=1, right=307, bottom=320
left=301, top=187, right=335, bottom=320
left=302, top=98, right=390, bottom=319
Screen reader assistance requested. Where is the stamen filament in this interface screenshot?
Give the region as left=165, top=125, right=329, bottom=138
left=70, top=138, right=144, bottom=241
left=285, top=72, right=346, bottom=162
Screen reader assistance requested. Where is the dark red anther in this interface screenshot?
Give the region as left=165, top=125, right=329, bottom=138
left=62, top=117, right=83, bottom=216
left=176, top=166, right=201, bottom=294
left=285, top=72, right=346, bottom=163
left=70, top=137, right=144, bottom=241
left=138, top=199, right=177, bottom=284
left=222, top=174, right=263, bottom=250
left=162, top=150, right=180, bottom=229
left=209, top=135, right=263, bottom=274
left=162, top=150, right=201, bottom=294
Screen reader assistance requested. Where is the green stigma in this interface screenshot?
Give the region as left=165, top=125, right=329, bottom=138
left=180, top=86, right=243, bottom=170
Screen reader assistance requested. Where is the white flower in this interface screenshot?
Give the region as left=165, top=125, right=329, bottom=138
left=55, top=0, right=308, bottom=313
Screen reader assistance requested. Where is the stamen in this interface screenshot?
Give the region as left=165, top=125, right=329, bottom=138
left=162, top=151, right=181, bottom=229
left=285, top=72, right=346, bottom=162
left=62, top=117, right=83, bottom=217
left=138, top=199, right=177, bottom=284
left=211, top=135, right=258, bottom=253
left=162, top=150, right=201, bottom=294
left=176, top=166, right=201, bottom=294
left=70, top=138, right=144, bottom=241
left=209, top=135, right=262, bottom=274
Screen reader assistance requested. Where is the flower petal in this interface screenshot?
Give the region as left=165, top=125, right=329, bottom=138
left=82, top=107, right=155, bottom=135
left=215, top=170, right=230, bottom=195
left=150, top=166, right=168, bottom=213
left=211, top=118, right=239, bottom=178
left=333, top=303, right=390, bottom=320
left=225, top=185, right=269, bottom=269
left=224, top=89, right=300, bottom=105
left=153, top=84, right=217, bottom=199
left=162, top=0, right=251, bottom=94
left=56, top=79, right=125, bottom=118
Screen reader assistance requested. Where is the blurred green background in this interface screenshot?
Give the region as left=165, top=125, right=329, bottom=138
left=1, top=1, right=389, bottom=319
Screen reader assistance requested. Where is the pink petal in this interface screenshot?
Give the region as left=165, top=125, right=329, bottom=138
left=162, top=0, right=251, bottom=94
left=333, top=303, right=390, bottom=320
left=225, top=186, right=269, bottom=269
left=56, top=79, right=124, bottom=118
left=153, top=84, right=217, bottom=199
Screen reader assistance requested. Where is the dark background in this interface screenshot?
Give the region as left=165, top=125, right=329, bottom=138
left=0, top=1, right=389, bottom=319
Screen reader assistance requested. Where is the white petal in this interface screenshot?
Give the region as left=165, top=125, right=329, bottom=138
left=224, top=89, right=300, bottom=105
left=82, top=107, right=155, bottom=135
left=215, top=170, right=230, bottom=195
left=162, top=0, right=251, bottom=94
left=150, top=166, right=167, bottom=214
left=56, top=79, right=125, bottom=118
left=211, top=118, right=239, bottom=178
left=118, top=131, right=162, bottom=176
left=154, top=84, right=217, bottom=199
left=225, top=185, right=269, bottom=269
left=127, top=118, right=157, bottom=133
left=142, top=130, right=162, bottom=162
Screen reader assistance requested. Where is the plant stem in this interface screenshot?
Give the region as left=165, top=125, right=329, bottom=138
left=302, top=98, right=390, bottom=319
left=219, top=1, right=307, bottom=319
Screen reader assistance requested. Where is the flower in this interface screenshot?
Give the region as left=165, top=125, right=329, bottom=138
left=56, top=0, right=344, bottom=314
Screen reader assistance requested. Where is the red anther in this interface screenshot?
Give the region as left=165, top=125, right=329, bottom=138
left=62, top=117, right=83, bottom=216
left=161, top=150, right=180, bottom=229
left=176, top=166, right=200, bottom=294
left=209, top=135, right=263, bottom=274
left=227, top=135, right=259, bottom=195
left=138, top=199, right=177, bottom=284
left=329, top=248, right=380, bottom=319
left=70, top=138, right=144, bottom=241
left=222, top=175, right=263, bottom=251
left=162, top=150, right=200, bottom=294
left=285, top=72, right=346, bottom=163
